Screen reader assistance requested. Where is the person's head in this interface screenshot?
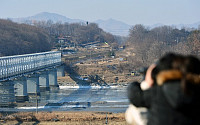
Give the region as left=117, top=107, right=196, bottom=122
left=181, top=55, right=200, bottom=95
left=151, top=53, right=184, bottom=83
left=152, top=53, right=200, bottom=95
left=182, top=55, right=200, bottom=74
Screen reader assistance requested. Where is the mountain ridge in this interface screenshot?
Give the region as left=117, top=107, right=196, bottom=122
left=94, top=18, right=131, bottom=36
left=11, top=12, right=83, bottom=24
left=10, top=12, right=200, bottom=36
left=10, top=12, right=131, bottom=36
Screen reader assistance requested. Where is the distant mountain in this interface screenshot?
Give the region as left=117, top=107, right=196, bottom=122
left=10, top=12, right=200, bottom=36
left=148, top=22, right=200, bottom=30
left=147, top=23, right=165, bottom=29
left=174, top=21, right=200, bottom=29
left=11, top=12, right=84, bottom=24
left=94, top=19, right=131, bottom=36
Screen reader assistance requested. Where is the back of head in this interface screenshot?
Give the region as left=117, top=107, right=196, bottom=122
left=183, top=55, right=200, bottom=74
left=151, top=53, right=184, bottom=84
left=152, top=53, right=200, bottom=95
left=181, top=55, right=200, bottom=95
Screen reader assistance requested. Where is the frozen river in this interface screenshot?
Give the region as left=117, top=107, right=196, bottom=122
left=1, top=86, right=129, bottom=113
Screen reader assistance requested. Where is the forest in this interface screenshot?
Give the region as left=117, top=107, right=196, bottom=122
left=126, top=24, right=200, bottom=67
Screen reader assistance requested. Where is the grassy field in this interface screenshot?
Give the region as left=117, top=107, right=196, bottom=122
left=0, top=111, right=128, bottom=125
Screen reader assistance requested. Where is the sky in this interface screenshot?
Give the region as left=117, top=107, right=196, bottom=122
left=0, top=0, right=200, bottom=25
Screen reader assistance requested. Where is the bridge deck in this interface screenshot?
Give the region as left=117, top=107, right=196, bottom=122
left=0, top=51, right=61, bottom=81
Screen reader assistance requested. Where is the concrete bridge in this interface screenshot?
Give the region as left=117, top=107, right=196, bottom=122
left=0, top=51, right=65, bottom=107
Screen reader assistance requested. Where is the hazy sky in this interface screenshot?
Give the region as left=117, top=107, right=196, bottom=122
left=0, top=0, right=200, bottom=25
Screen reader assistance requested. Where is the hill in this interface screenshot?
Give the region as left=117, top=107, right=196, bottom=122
left=0, top=19, right=51, bottom=56
left=94, top=19, right=131, bottom=36
left=11, top=12, right=83, bottom=24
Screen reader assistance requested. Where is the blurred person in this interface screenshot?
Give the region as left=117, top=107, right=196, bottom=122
left=125, top=53, right=200, bottom=125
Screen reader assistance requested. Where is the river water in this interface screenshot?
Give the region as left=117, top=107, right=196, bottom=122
left=12, top=86, right=129, bottom=113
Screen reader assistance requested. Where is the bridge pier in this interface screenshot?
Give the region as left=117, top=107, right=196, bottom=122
left=39, top=71, right=50, bottom=92
left=27, top=74, right=40, bottom=96
left=14, top=76, right=29, bottom=102
left=49, top=68, right=59, bottom=88
left=0, top=51, right=62, bottom=107
left=0, top=81, right=15, bottom=107
left=57, top=65, right=65, bottom=77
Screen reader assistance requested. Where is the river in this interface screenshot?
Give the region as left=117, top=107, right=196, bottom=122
left=3, top=86, right=129, bottom=113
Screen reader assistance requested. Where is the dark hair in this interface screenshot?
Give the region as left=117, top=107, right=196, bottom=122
left=151, top=53, right=184, bottom=83
left=182, top=55, right=200, bottom=74
left=181, top=55, right=200, bottom=95
left=152, top=53, right=200, bottom=95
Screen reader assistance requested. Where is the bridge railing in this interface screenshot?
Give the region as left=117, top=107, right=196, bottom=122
left=0, top=51, right=61, bottom=79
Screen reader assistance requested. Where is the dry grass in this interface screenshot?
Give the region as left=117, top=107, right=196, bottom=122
left=0, top=111, right=128, bottom=125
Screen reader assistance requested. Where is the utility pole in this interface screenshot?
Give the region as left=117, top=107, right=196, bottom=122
left=157, top=32, right=158, bottom=42
left=35, top=82, right=38, bottom=114
left=36, top=93, right=38, bottom=113
left=105, top=112, right=108, bottom=125
left=176, top=37, right=179, bottom=44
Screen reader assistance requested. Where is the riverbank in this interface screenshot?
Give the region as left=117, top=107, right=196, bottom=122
left=0, top=111, right=128, bottom=125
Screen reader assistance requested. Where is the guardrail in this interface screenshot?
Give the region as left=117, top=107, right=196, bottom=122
left=0, top=51, right=61, bottom=80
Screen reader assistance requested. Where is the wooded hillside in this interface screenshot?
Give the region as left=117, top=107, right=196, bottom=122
left=126, top=24, right=200, bottom=67
left=0, top=19, right=119, bottom=56
left=0, top=19, right=51, bottom=56
left=33, top=21, right=118, bottom=47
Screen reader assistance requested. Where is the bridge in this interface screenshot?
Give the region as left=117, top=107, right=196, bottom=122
left=0, top=51, right=65, bottom=107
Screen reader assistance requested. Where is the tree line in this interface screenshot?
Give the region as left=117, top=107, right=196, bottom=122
left=126, top=24, right=200, bottom=67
